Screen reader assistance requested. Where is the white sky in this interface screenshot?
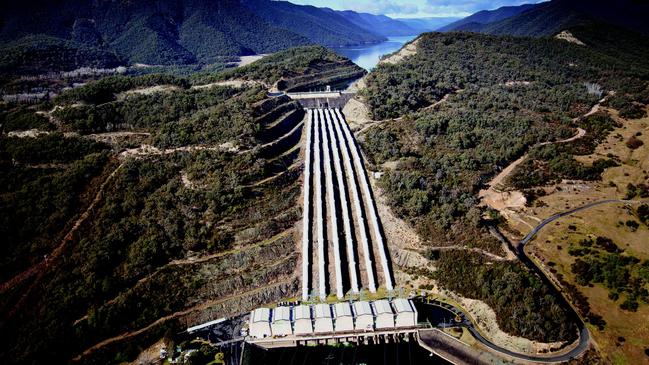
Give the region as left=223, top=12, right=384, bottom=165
left=286, top=0, right=547, bottom=18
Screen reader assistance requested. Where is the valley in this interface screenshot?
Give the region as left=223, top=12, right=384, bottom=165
left=1, top=1, right=649, bottom=364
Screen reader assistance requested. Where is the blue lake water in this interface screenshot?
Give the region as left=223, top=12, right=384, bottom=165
left=332, top=36, right=418, bottom=71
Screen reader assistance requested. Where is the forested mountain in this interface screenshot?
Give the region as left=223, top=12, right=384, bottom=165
left=448, top=0, right=649, bottom=37
left=438, top=3, right=538, bottom=32
left=242, top=0, right=386, bottom=45
left=396, top=17, right=461, bottom=32
left=361, top=23, right=649, bottom=345
left=0, top=0, right=409, bottom=73
left=337, top=11, right=418, bottom=37
left=0, top=46, right=361, bottom=365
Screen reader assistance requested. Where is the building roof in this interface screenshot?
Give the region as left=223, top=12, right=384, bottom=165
left=393, top=298, right=414, bottom=313
left=353, top=301, right=373, bottom=316
left=252, top=308, right=270, bottom=323
left=314, top=304, right=332, bottom=318
left=333, top=302, right=353, bottom=318
left=272, top=306, right=291, bottom=322
left=293, top=305, right=311, bottom=320
left=374, top=300, right=393, bottom=315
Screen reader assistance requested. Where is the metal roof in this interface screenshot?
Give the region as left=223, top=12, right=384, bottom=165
left=353, top=301, right=373, bottom=316
left=333, top=302, right=353, bottom=318
left=314, top=304, right=332, bottom=318
left=272, top=306, right=291, bottom=322
left=293, top=305, right=311, bottom=320
left=393, top=299, right=414, bottom=313
left=252, top=308, right=270, bottom=323
left=374, top=300, right=393, bottom=315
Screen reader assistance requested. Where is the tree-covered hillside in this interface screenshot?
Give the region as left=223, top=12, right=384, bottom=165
left=0, top=46, right=351, bottom=365
left=242, top=0, right=386, bottom=45
left=0, top=0, right=312, bottom=70
left=360, top=25, right=649, bottom=340
left=0, top=0, right=407, bottom=73
left=451, top=0, right=649, bottom=37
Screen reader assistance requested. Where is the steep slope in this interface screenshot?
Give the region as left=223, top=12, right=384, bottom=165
left=0, top=46, right=356, bottom=365
left=468, top=0, right=649, bottom=37
left=241, top=0, right=385, bottom=46
left=337, top=11, right=418, bottom=37
left=0, top=0, right=399, bottom=71
left=359, top=24, right=649, bottom=355
left=397, top=17, right=461, bottom=32
left=439, top=3, right=539, bottom=32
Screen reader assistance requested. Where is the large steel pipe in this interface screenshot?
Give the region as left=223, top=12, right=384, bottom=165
left=301, top=109, right=313, bottom=301
left=330, top=110, right=377, bottom=293
left=334, top=108, right=394, bottom=291
left=320, top=109, right=344, bottom=299
left=314, top=110, right=326, bottom=300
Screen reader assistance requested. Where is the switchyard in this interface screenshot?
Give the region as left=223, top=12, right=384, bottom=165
left=301, top=107, right=394, bottom=300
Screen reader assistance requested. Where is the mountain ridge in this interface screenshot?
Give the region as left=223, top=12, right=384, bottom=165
left=443, top=0, right=649, bottom=37
left=0, top=0, right=416, bottom=72
left=438, top=3, right=539, bottom=32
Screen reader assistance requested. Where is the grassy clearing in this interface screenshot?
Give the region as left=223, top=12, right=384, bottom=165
left=523, top=109, right=649, bottom=364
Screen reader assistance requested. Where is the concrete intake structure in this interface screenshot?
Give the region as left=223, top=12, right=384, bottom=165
left=335, top=108, right=393, bottom=291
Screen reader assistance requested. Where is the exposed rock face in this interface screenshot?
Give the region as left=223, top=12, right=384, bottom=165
left=555, top=31, right=586, bottom=46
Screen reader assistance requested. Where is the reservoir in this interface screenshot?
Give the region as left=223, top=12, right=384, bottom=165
left=332, top=35, right=418, bottom=71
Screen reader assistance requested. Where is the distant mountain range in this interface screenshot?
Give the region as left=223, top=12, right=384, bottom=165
left=0, top=0, right=417, bottom=72
left=437, top=4, right=538, bottom=32
left=396, top=17, right=462, bottom=33
left=441, top=0, right=649, bottom=37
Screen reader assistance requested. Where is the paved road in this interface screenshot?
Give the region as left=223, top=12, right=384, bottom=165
left=420, top=199, right=648, bottom=363
left=519, top=199, right=648, bottom=247
left=417, top=300, right=588, bottom=363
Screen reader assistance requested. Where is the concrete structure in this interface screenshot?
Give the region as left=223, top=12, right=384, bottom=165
left=335, top=108, right=394, bottom=292
left=325, top=109, right=360, bottom=294
left=293, top=305, right=313, bottom=335
left=373, top=300, right=395, bottom=329
left=271, top=306, right=292, bottom=336
left=393, top=298, right=418, bottom=327
left=321, top=110, right=344, bottom=299
left=249, top=308, right=271, bottom=339
left=353, top=301, right=374, bottom=331
left=330, top=109, right=377, bottom=293
left=313, top=303, right=334, bottom=333
left=300, top=106, right=395, bottom=299
left=333, top=302, right=354, bottom=332
left=301, top=110, right=313, bottom=301
left=246, top=299, right=417, bottom=341
left=314, top=109, right=326, bottom=300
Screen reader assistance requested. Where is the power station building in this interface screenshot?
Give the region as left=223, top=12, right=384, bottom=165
left=293, top=305, right=313, bottom=335
left=313, top=303, right=334, bottom=333
left=353, top=301, right=374, bottom=331
left=249, top=308, right=271, bottom=339
left=333, top=302, right=354, bottom=332
left=373, top=300, right=395, bottom=329
left=271, top=306, right=292, bottom=336
left=248, top=299, right=418, bottom=339
left=393, top=298, right=418, bottom=327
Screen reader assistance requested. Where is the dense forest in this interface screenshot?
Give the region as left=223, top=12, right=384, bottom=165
left=0, top=46, right=335, bottom=364
left=0, top=0, right=400, bottom=73
left=444, top=0, right=649, bottom=37
left=361, top=25, right=649, bottom=341
left=433, top=251, right=577, bottom=342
